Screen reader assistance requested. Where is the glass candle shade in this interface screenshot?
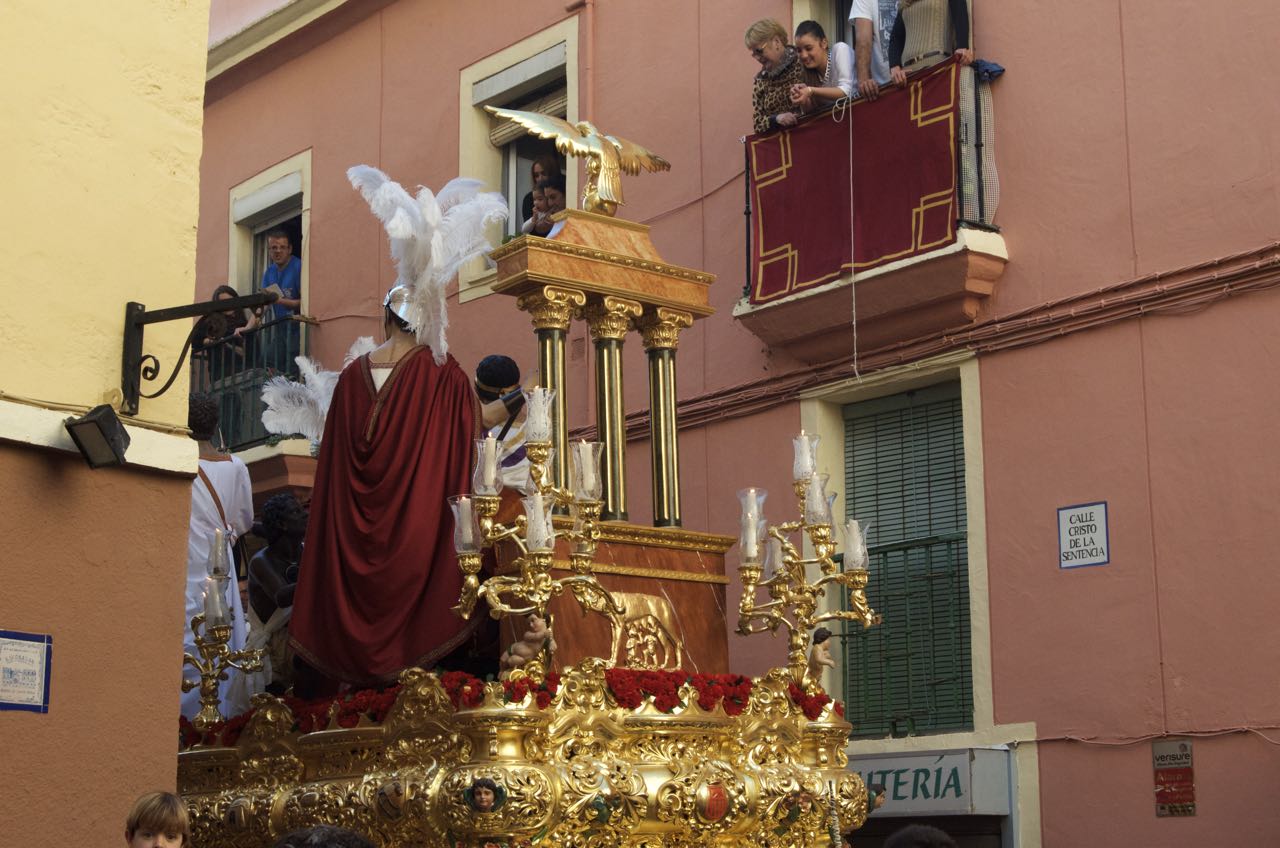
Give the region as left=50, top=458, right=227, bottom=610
left=524, top=387, right=556, bottom=443
left=206, top=528, right=231, bottom=578
left=474, top=435, right=502, bottom=495
left=570, top=440, right=603, bottom=501
left=203, top=576, right=231, bottom=628
left=523, top=491, right=556, bottom=552
left=450, top=495, right=481, bottom=554
left=843, top=517, right=869, bottom=570
left=803, top=473, right=833, bottom=525
left=762, top=534, right=785, bottom=580
left=792, top=431, right=820, bottom=482
left=737, top=487, right=768, bottom=562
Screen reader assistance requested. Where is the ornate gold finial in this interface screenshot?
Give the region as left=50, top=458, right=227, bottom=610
left=485, top=106, right=670, bottom=216
left=636, top=306, right=694, bottom=351
left=516, top=285, right=587, bottom=332
left=582, top=295, right=643, bottom=342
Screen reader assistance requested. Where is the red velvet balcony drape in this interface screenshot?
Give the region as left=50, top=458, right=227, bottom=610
left=747, top=57, right=960, bottom=305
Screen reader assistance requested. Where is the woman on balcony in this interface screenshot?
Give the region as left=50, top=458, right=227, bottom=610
left=788, top=20, right=855, bottom=112
left=888, top=0, right=973, bottom=86
left=746, top=18, right=805, bottom=134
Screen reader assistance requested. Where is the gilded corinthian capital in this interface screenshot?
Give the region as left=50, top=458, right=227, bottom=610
left=516, top=286, right=587, bottom=332
left=636, top=307, right=694, bottom=351
left=582, top=295, right=643, bottom=342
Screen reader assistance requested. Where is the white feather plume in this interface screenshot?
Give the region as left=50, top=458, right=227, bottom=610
left=260, top=375, right=325, bottom=442
left=260, top=337, right=380, bottom=443
left=342, top=336, right=377, bottom=369
left=346, top=166, right=507, bottom=363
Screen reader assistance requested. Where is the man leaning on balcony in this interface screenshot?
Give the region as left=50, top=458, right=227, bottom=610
left=849, top=0, right=893, bottom=100
left=260, top=229, right=302, bottom=373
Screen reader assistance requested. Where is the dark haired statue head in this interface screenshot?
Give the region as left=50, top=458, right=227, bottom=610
left=188, top=392, right=220, bottom=443
left=475, top=355, right=520, bottom=402
left=468, top=776, right=503, bottom=813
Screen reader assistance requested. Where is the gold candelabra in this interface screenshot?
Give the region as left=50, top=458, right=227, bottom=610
left=182, top=612, right=265, bottom=731
left=182, top=530, right=265, bottom=731
left=736, top=433, right=880, bottom=688
left=452, top=388, right=622, bottom=678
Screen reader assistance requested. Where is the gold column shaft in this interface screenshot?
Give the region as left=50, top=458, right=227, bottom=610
left=583, top=295, right=641, bottom=522
left=537, top=327, right=569, bottom=490
left=647, top=347, right=680, bottom=527
left=594, top=337, right=627, bottom=520
left=517, top=286, right=585, bottom=491
left=638, top=307, right=692, bottom=529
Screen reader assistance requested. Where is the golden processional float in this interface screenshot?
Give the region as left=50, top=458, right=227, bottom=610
left=179, top=112, right=881, bottom=848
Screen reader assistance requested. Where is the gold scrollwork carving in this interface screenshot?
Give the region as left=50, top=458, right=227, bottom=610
left=582, top=295, right=643, bottom=342
left=635, top=307, right=694, bottom=351
left=557, top=757, right=648, bottom=848
left=517, top=285, right=587, bottom=332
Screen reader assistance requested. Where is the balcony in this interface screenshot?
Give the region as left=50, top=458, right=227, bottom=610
left=734, top=58, right=1007, bottom=364
left=191, top=317, right=309, bottom=452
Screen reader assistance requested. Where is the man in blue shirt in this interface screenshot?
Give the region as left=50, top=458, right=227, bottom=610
left=260, top=229, right=302, bottom=373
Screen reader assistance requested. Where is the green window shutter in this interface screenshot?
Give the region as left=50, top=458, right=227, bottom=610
left=841, top=383, right=973, bottom=738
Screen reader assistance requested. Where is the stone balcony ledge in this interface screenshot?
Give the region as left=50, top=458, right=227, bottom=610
left=733, top=228, right=1007, bottom=364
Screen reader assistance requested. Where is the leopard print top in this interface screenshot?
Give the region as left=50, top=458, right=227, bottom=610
left=752, top=46, right=805, bottom=134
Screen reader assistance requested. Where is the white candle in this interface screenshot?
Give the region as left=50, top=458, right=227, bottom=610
left=792, top=431, right=816, bottom=481
left=481, top=435, right=499, bottom=491
left=457, top=496, right=474, bottom=548
left=741, top=487, right=762, bottom=560
left=203, top=577, right=230, bottom=628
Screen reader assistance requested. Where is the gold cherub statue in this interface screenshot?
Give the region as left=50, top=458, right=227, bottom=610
left=484, top=106, right=670, bottom=216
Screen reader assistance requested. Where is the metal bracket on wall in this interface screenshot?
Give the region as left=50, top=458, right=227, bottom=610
left=120, top=292, right=278, bottom=416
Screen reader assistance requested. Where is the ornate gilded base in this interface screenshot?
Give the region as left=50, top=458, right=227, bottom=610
left=179, top=662, right=866, bottom=848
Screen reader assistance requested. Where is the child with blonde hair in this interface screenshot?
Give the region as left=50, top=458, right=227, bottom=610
left=124, top=791, right=190, bottom=848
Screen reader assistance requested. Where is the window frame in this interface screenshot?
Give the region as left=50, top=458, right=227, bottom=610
left=839, top=381, right=974, bottom=739
left=456, top=18, right=579, bottom=303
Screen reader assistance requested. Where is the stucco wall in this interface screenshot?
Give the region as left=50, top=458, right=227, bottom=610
left=0, top=0, right=211, bottom=843
left=0, top=445, right=194, bottom=844
left=980, top=1, right=1280, bottom=314
left=981, top=289, right=1280, bottom=842
left=0, top=0, right=210, bottom=434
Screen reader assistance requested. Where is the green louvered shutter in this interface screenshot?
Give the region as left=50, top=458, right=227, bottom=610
left=841, top=383, right=973, bottom=738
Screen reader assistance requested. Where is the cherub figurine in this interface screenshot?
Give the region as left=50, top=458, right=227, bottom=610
left=467, top=777, right=503, bottom=814
left=807, top=627, right=836, bottom=686
left=498, top=614, right=557, bottom=680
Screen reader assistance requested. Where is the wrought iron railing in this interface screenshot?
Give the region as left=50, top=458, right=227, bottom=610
left=191, top=317, right=307, bottom=452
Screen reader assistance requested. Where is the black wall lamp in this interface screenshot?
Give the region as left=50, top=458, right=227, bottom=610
left=64, top=404, right=132, bottom=468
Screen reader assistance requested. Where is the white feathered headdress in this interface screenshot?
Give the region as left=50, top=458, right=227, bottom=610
left=346, top=166, right=508, bottom=364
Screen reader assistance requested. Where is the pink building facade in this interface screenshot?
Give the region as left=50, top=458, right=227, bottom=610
left=196, top=1, right=1280, bottom=845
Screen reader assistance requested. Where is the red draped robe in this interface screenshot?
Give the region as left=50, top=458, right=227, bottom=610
left=289, top=347, right=478, bottom=686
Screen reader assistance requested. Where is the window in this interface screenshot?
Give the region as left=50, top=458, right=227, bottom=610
left=457, top=18, right=578, bottom=301
left=841, top=382, right=973, bottom=738
left=251, top=212, right=302, bottom=292
left=488, top=85, right=567, bottom=237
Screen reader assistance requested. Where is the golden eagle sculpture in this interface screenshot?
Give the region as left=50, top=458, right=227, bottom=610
left=485, top=106, right=670, bottom=217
